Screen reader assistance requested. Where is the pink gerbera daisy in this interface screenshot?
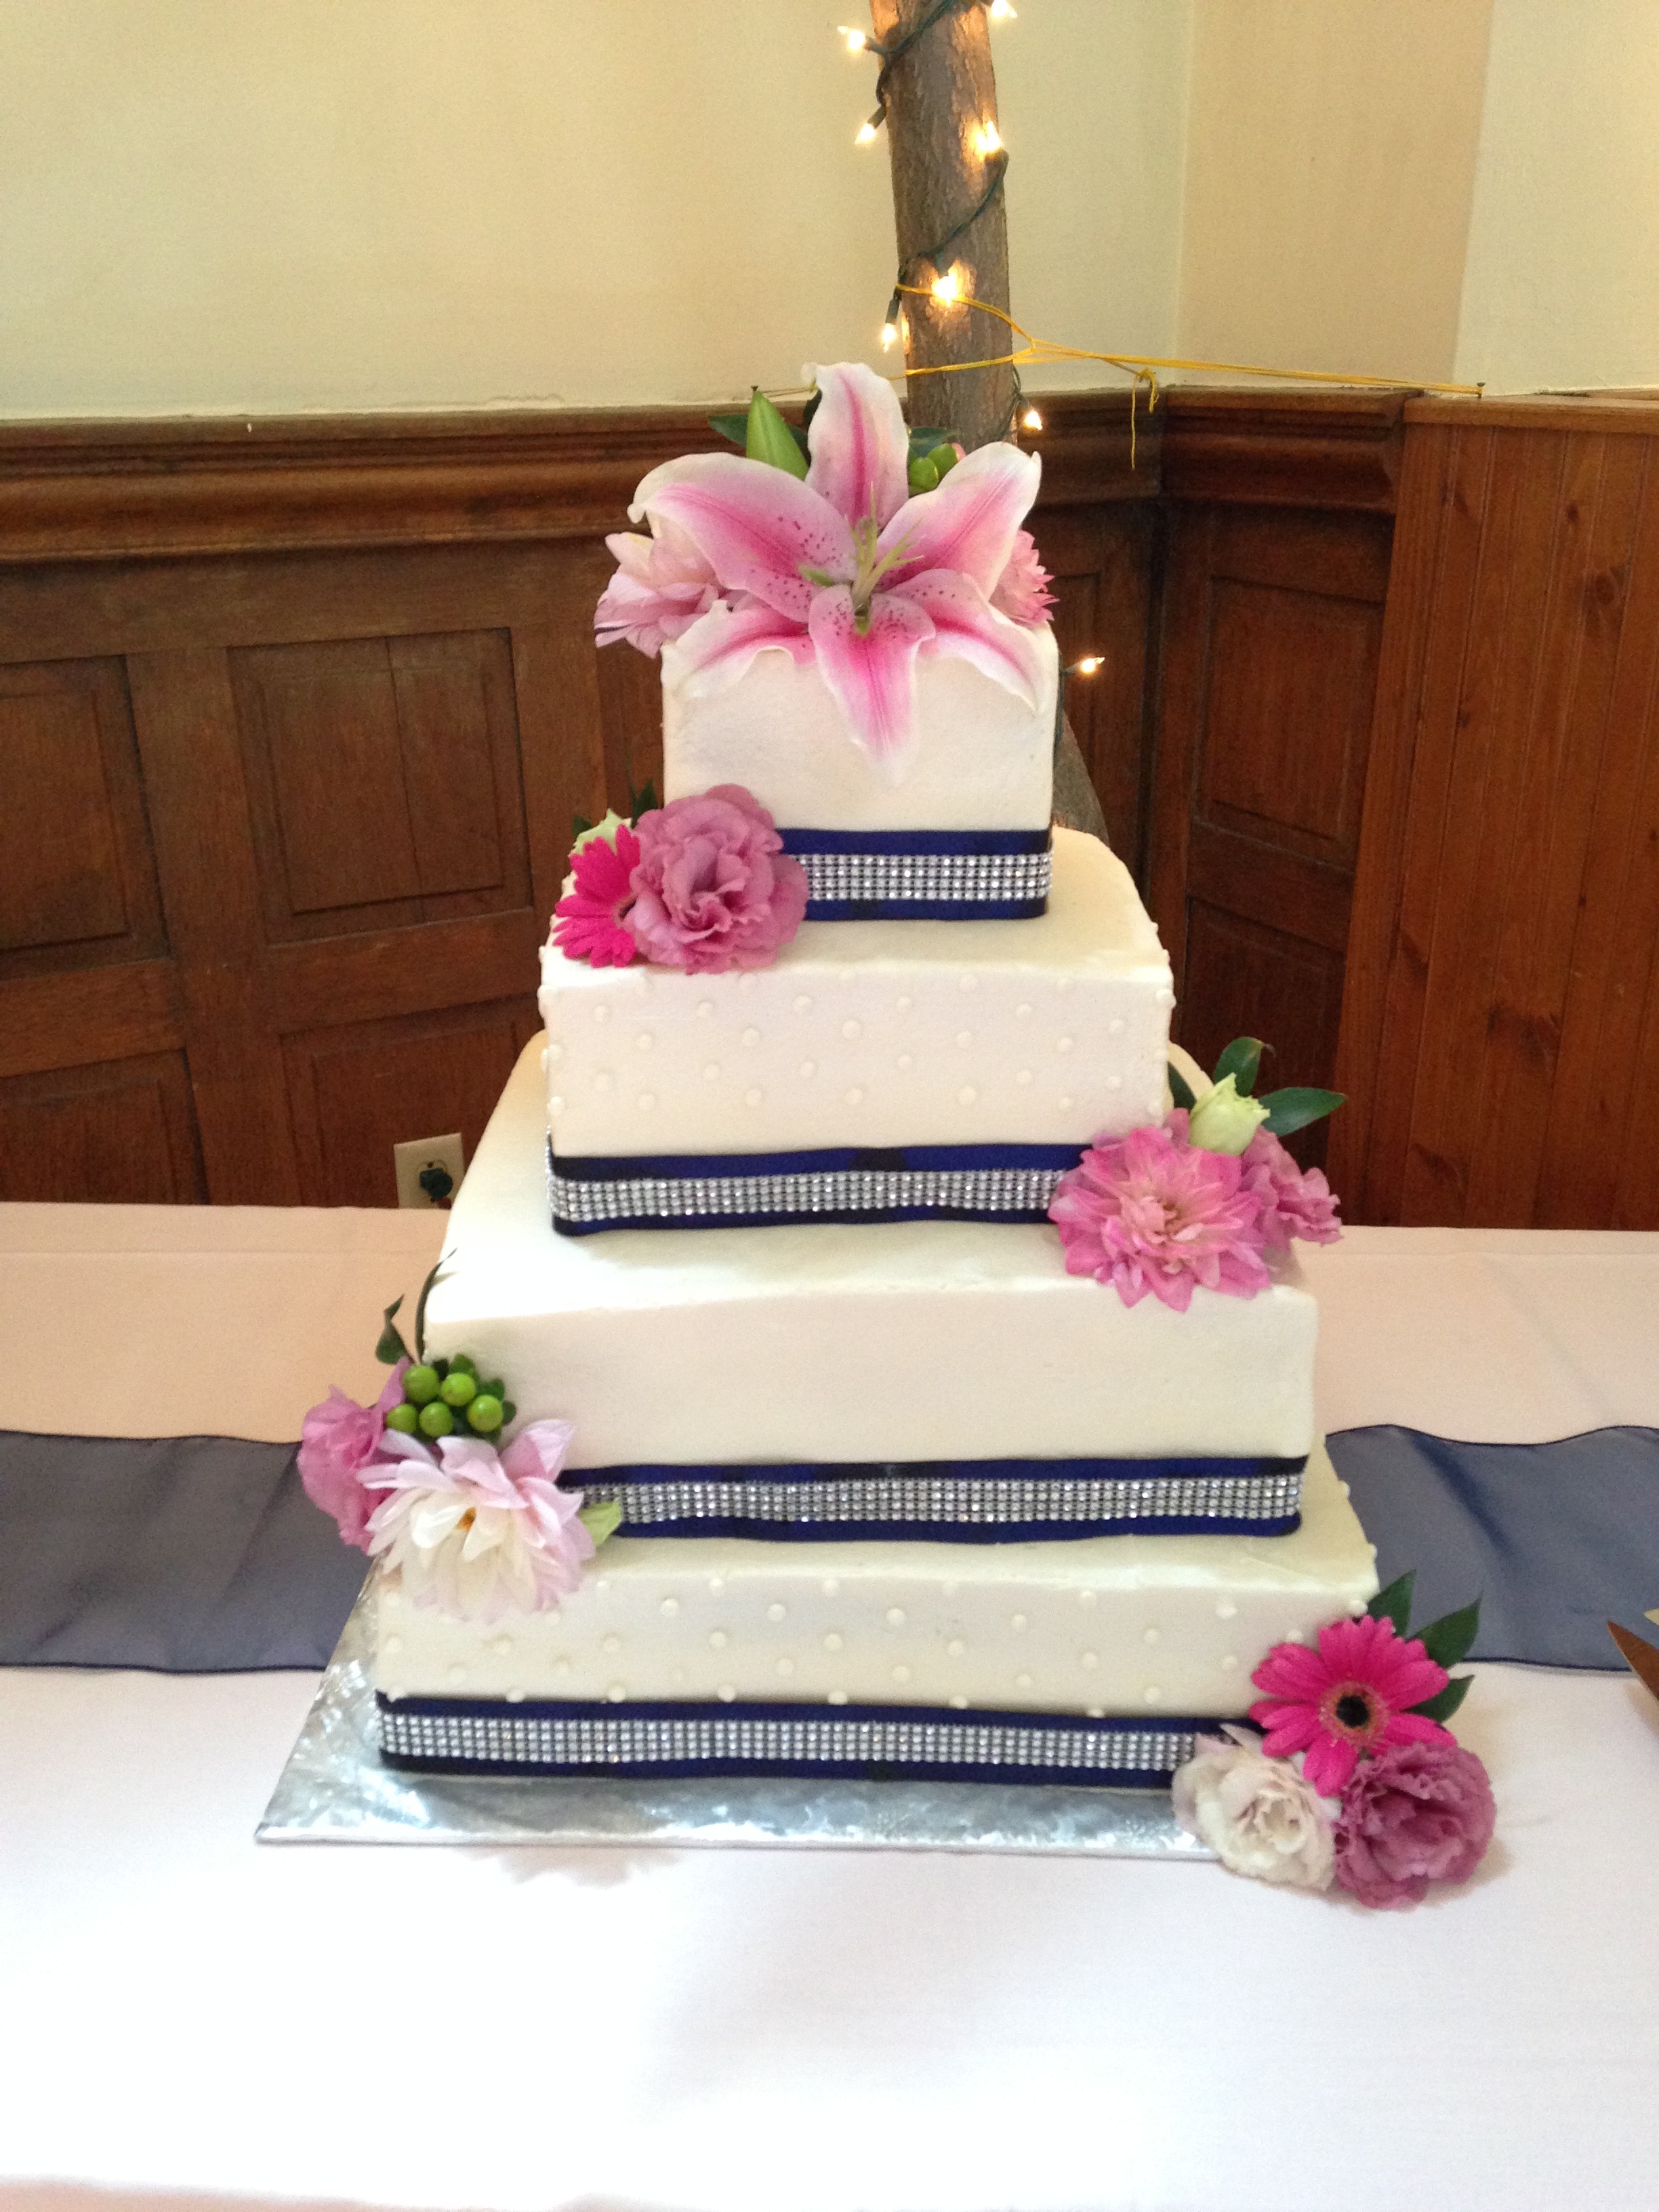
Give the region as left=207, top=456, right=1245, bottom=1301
left=1047, top=1115, right=1269, bottom=1312
left=1250, top=1613, right=1454, bottom=1797
left=550, top=819, right=642, bottom=967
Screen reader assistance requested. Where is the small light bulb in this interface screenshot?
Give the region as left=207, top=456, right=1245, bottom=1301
left=975, top=120, right=1003, bottom=157
left=839, top=24, right=867, bottom=52
left=1021, top=405, right=1044, bottom=431
left=855, top=117, right=879, bottom=146
left=932, top=265, right=962, bottom=305
left=988, top=0, right=1017, bottom=20
left=881, top=320, right=899, bottom=350
left=1072, top=655, right=1103, bottom=676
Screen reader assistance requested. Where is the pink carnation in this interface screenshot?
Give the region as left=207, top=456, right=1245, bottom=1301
left=1334, top=1740, right=1496, bottom=1908
left=550, top=819, right=642, bottom=968
left=627, top=784, right=807, bottom=975
left=1242, top=1128, right=1342, bottom=1250
left=297, top=1361, right=409, bottom=1553
left=990, top=527, right=1055, bottom=626
left=1250, top=1612, right=1454, bottom=1797
left=594, top=520, right=720, bottom=656
left=1047, top=1115, right=1270, bottom=1311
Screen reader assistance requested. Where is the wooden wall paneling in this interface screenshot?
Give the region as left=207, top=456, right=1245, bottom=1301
left=1147, top=497, right=1393, bottom=1158
left=283, top=999, right=541, bottom=1208
left=0, top=1050, right=205, bottom=1204
left=1333, top=407, right=1659, bottom=1227
left=1028, top=505, right=1157, bottom=875
left=125, top=646, right=304, bottom=1204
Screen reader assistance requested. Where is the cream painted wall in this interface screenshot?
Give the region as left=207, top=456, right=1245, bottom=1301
left=1455, top=0, right=1659, bottom=392
left=1176, top=0, right=1494, bottom=387
left=0, top=0, right=1188, bottom=419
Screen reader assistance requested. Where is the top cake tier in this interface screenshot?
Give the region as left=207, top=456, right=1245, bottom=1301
left=663, top=630, right=1059, bottom=836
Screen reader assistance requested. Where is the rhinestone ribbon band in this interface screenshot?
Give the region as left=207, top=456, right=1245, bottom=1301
left=562, top=1455, right=1307, bottom=1542
left=780, top=827, right=1052, bottom=920
left=377, top=1694, right=1201, bottom=1788
left=549, top=1139, right=1082, bottom=1234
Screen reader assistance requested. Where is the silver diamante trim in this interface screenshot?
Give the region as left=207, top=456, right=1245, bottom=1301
left=797, top=848, right=1051, bottom=907
left=380, top=1705, right=1195, bottom=1780
left=575, top=1468, right=1303, bottom=1530
left=551, top=1163, right=1065, bottom=1227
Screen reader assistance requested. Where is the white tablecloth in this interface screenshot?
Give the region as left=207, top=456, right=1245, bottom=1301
left=3, top=1214, right=1659, bottom=2212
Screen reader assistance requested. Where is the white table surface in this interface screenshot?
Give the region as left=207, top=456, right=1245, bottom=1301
left=3, top=1212, right=1659, bottom=2212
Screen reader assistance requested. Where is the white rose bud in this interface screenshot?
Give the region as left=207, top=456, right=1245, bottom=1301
left=1186, top=1072, right=1270, bottom=1157
left=1172, top=1730, right=1335, bottom=1889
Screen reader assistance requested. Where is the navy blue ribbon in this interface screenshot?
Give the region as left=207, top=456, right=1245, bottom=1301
left=780, top=825, right=1051, bottom=921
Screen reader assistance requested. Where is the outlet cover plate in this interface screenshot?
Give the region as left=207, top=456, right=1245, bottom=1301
left=394, top=1132, right=466, bottom=1209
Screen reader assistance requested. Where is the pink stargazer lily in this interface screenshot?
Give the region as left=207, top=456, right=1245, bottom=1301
left=626, top=363, right=1048, bottom=766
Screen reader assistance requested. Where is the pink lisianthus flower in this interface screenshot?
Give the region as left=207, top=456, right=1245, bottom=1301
left=1241, top=1127, right=1343, bottom=1250
left=550, top=818, right=642, bottom=968
left=364, top=1419, right=595, bottom=1623
left=1250, top=1612, right=1454, bottom=1798
left=594, top=518, right=720, bottom=656
left=1047, top=1113, right=1270, bottom=1311
left=298, top=1360, right=409, bottom=1552
left=629, top=361, right=1049, bottom=766
left=627, top=784, right=807, bottom=975
left=989, top=528, right=1055, bottom=626
left=1333, top=1739, right=1496, bottom=1908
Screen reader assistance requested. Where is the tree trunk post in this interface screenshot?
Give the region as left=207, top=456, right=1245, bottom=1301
left=868, top=0, right=1015, bottom=453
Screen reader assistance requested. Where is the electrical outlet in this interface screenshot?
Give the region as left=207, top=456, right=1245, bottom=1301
left=394, top=1132, right=466, bottom=1209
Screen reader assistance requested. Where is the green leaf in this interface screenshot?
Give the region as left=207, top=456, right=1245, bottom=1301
left=571, top=811, right=595, bottom=841
left=1258, top=1086, right=1346, bottom=1136
left=745, top=388, right=809, bottom=478
left=374, top=1296, right=409, bottom=1366
left=1166, top=1058, right=1197, bottom=1111
left=500, top=1399, right=517, bottom=1427
left=412, top=1255, right=449, bottom=1363
left=1212, top=1036, right=1265, bottom=1096
left=708, top=411, right=749, bottom=449
left=1416, top=1597, right=1482, bottom=1671
left=627, top=777, right=658, bottom=823
left=578, top=1497, right=625, bottom=1549
left=1368, top=1570, right=1416, bottom=1635
left=1409, top=1674, right=1474, bottom=1725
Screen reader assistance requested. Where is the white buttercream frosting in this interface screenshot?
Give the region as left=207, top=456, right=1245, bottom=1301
left=539, top=830, right=1172, bottom=1159
left=423, top=1040, right=1317, bottom=1469
left=661, top=634, right=1059, bottom=830
left=375, top=1441, right=1376, bottom=1717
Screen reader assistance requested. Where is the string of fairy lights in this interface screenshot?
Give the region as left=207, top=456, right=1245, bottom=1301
left=836, top=0, right=1482, bottom=433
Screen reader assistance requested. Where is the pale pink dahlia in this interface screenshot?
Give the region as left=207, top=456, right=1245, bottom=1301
left=1333, top=1740, right=1496, bottom=1909
left=628, top=785, right=806, bottom=975
left=990, top=527, right=1056, bottom=626
left=1241, top=1128, right=1342, bottom=1250
left=594, top=518, right=719, bottom=656
left=550, top=818, right=642, bottom=968
left=1047, top=1115, right=1270, bottom=1312
left=1250, top=1614, right=1454, bottom=1798
left=365, top=1420, right=594, bottom=1623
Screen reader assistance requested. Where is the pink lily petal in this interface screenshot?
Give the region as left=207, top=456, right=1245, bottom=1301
left=892, top=569, right=1046, bottom=707
left=634, top=453, right=854, bottom=623
left=804, top=361, right=911, bottom=530
left=806, top=583, right=935, bottom=764
left=664, top=598, right=816, bottom=698
left=878, top=439, right=1041, bottom=594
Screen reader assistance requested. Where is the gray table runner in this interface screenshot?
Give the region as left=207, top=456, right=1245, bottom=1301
left=2, top=1424, right=1654, bottom=1673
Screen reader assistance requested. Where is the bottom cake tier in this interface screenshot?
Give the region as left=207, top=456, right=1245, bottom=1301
left=373, top=1441, right=1377, bottom=1787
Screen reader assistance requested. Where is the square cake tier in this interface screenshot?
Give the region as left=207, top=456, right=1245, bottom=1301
left=661, top=632, right=1059, bottom=834
left=539, top=827, right=1173, bottom=1168
left=425, top=1039, right=1318, bottom=1474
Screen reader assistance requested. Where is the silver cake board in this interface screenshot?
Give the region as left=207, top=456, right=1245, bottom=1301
left=257, top=1586, right=1213, bottom=1859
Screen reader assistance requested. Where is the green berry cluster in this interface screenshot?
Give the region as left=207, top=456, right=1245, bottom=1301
left=384, top=1353, right=516, bottom=1443
left=907, top=441, right=960, bottom=495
